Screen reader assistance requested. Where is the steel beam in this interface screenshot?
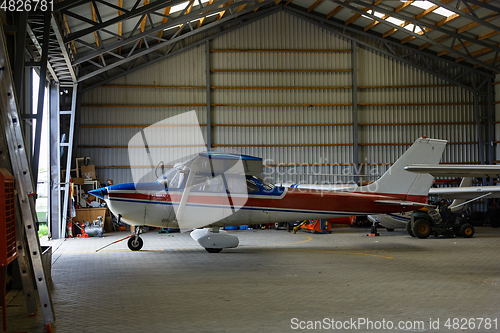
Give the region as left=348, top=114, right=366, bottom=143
left=71, top=85, right=83, bottom=161
left=284, top=6, right=492, bottom=92
left=77, top=0, right=274, bottom=82
left=13, top=11, right=28, bottom=102
left=26, top=24, right=58, bottom=82
left=63, top=0, right=193, bottom=43
left=54, top=0, right=93, bottom=12
left=487, top=78, right=494, bottom=165
left=50, top=14, right=77, bottom=82
left=473, top=74, right=485, bottom=165
left=72, top=0, right=262, bottom=66
left=32, top=13, right=51, bottom=186
left=206, top=40, right=211, bottom=151
left=329, top=0, right=500, bottom=73
left=352, top=40, right=358, bottom=184
left=462, top=0, right=500, bottom=14
left=81, top=5, right=280, bottom=92
left=425, top=0, right=500, bottom=34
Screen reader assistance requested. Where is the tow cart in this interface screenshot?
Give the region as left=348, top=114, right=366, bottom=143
left=408, top=205, right=475, bottom=239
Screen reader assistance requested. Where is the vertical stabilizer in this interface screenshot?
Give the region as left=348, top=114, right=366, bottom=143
left=360, top=138, right=447, bottom=196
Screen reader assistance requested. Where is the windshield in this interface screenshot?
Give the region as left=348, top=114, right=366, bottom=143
left=156, top=155, right=271, bottom=191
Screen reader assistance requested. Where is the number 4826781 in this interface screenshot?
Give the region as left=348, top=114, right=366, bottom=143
left=444, top=318, right=498, bottom=330
left=1, top=0, right=53, bottom=11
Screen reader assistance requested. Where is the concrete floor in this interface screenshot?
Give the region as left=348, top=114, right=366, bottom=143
left=3, top=226, right=500, bottom=332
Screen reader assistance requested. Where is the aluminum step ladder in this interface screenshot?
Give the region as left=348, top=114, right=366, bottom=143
left=0, top=24, right=55, bottom=329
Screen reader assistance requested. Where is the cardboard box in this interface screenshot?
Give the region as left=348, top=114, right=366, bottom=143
left=81, top=165, right=96, bottom=180
left=73, top=178, right=84, bottom=185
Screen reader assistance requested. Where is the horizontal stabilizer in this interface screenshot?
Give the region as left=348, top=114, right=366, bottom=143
left=373, top=200, right=434, bottom=207
left=429, top=186, right=500, bottom=199
left=404, top=165, right=500, bottom=178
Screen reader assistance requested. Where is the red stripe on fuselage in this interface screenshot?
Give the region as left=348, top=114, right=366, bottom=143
left=108, top=188, right=426, bottom=214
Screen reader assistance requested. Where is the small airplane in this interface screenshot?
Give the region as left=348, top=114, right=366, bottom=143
left=90, top=137, right=446, bottom=252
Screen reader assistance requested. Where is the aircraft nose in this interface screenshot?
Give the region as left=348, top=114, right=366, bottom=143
left=89, top=187, right=108, bottom=199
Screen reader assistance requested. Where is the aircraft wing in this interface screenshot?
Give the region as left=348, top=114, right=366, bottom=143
left=373, top=200, right=434, bottom=207
left=404, top=164, right=500, bottom=178
left=429, top=186, right=500, bottom=199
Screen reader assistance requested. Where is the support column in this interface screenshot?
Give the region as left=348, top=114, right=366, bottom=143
left=22, top=61, right=33, bottom=158
left=473, top=74, right=485, bottom=165
left=49, top=83, right=61, bottom=239
left=71, top=85, right=83, bottom=162
left=13, top=11, right=27, bottom=104
left=206, top=40, right=212, bottom=151
left=352, top=41, right=359, bottom=184
left=32, top=13, right=51, bottom=185
left=487, top=78, right=494, bottom=166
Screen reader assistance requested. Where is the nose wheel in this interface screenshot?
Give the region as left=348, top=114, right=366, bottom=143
left=128, top=236, right=143, bottom=251
left=128, top=227, right=144, bottom=251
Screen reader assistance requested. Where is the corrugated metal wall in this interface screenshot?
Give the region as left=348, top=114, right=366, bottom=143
left=211, top=11, right=353, bottom=185
left=78, top=11, right=486, bottom=187
left=357, top=47, right=476, bottom=180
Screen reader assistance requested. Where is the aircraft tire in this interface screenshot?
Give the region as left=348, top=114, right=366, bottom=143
left=128, top=236, right=143, bottom=251
left=405, top=221, right=415, bottom=237
left=460, top=224, right=475, bottom=238
left=205, top=248, right=222, bottom=253
left=412, top=219, right=431, bottom=239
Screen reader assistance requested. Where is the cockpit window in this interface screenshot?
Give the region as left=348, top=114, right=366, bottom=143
left=157, top=157, right=275, bottom=193
left=191, top=175, right=223, bottom=192
left=247, top=176, right=275, bottom=191
left=224, top=176, right=245, bottom=193
left=259, top=178, right=275, bottom=190
left=157, top=166, right=186, bottom=189
left=246, top=179, right=260, bottom=193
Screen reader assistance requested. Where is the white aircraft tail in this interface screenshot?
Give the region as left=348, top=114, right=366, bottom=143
left=360, top=138, right=447, bottom=197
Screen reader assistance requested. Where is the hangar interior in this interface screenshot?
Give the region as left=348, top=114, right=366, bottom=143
left=1, top=0, right=500, bottom=332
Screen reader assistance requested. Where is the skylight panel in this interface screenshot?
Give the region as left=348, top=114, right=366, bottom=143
left=409, top=0, right=455, bottom=17
left=170, top=0, right=211, bottom=14
left=410, top=1, right=434, bottom=10
left=170, top=1, right=189, bottom=13
left=433, top=7, right=455, bottom=17
left=404, top=23, right=422, bottom=33
left=362, top=10, right=384, bottom=21
left=386, top=16, right=405, bottom=26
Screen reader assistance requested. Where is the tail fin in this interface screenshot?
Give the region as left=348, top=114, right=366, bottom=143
left=360, top=138, right=447, bottom=196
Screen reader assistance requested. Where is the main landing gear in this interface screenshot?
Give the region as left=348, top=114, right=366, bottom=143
left=128, top=226, right=144, bottom=251
left=190, top=227, right=239, bottom=253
